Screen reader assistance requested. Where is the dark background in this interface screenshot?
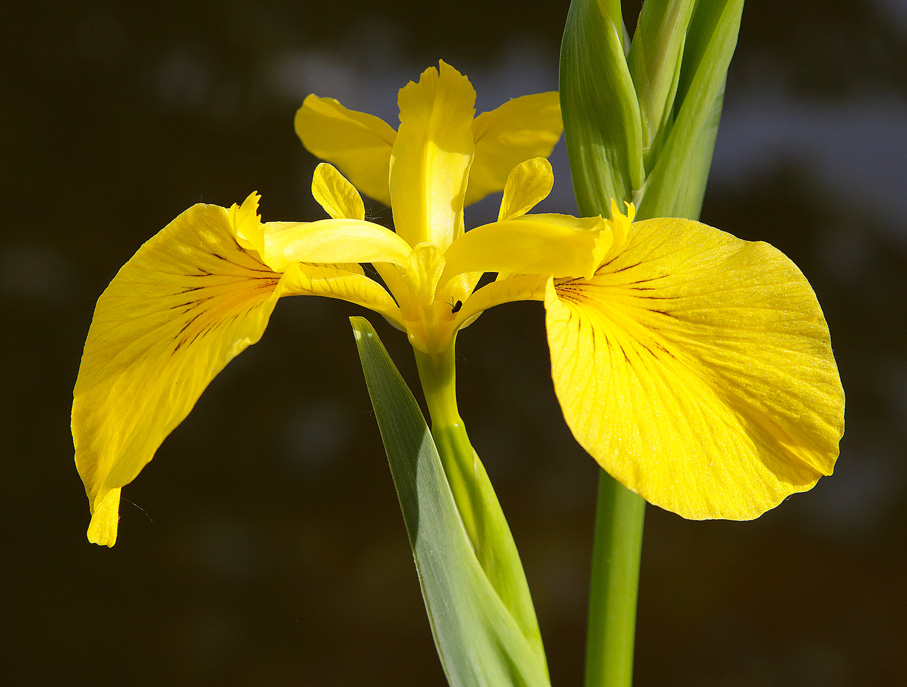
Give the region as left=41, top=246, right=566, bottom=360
left=3, top=0, right=905, bottom=685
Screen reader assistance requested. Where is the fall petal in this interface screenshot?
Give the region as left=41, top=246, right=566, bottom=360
left=73, top=202, right=301, bottom=545
left=545, top=217, right=845, bottom=520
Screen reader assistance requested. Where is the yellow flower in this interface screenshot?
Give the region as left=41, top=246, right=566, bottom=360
left=72, top=61, right=843, bottom=548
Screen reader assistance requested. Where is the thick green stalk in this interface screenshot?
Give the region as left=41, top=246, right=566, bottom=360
left=584, top=473, right=646, bottom=687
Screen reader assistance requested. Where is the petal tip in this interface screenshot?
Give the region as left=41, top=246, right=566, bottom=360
left=87, top=488, right=121, bottom=547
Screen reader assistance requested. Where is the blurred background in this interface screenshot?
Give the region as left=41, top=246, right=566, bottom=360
left=3, top=0, right=905, bottom=684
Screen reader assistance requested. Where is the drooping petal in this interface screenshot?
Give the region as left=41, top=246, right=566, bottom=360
left=545, top=218, right=845, bottom=520
left=261, top=218, right=414, bottom=273
left=497, top=157, right=554, bottom=221
left=439, top=213, right=608, bottom=288
left=468, top=91, right=563, bottom=205
left=72, top=202, right=302, bottom=546
left=295, top=95, right=397, bottom=205
left=390, top=61, right=476, bottom=250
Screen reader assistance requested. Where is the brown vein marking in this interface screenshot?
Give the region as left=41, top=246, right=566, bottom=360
left=630, top=294, right=681, bottom=301
left=170, top=276, right=280, bottom=355
left=654, top=341, right=676, bottom=358
left=168, top=296, right=214, bottom=311
left=562, top=277, right=684, bottom=367
left=596, top=254, right=619, bottom=271
left=554, top=281, right=587, bottom=303
left=604, top=261, right=643, bottom=275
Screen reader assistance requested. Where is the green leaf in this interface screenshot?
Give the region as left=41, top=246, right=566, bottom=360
left=635, top=0, right=745, bottom=220
left=560, top=0, right=645, bottom=216
left=351, top=317, right=551, bottom=687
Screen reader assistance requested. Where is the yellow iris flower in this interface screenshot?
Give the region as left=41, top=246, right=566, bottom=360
left=73, top=61, right=844, bottom=547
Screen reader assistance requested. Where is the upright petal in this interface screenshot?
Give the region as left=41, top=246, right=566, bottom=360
left=545, top=218, right=845, bottom=520
left=468, top=91, right=563, bottom=205
left=73, top=202, right=301, bottom=546
left=497, top=157, right=554, bottom=221
left=311, top=163, right=366, bottom=221
left=295, top=95, right=397, bottom=205
left=390, top=61, right=476, bottom=249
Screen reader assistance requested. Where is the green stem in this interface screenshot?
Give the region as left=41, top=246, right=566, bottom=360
left=584, top=471, right=646, bottom=687
left=413, top=342, right=549, bottom=672
left=413, top=342, right=481, bottom=549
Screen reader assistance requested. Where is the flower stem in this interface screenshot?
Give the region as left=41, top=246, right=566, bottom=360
left=413, top=342, right=549, bottom=670
left=584, top=471, right=646, bottom=687
left=413, top=343, right=481, bottom=548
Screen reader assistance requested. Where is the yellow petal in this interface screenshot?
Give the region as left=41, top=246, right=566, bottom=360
left=603, top=198, right=634, bottom=260
left=289, top=263, right=404, bottom=329
left=231, top=191, right=266, bottom=256
left=262, top=219, right=413, bottom=272
left=390, top=61, right=476, bottom=249
left=453, top=273, right=549, bottom=330
left=295, top=95, right=396, bottom=205
left=311, top=163, right=366, bottom=220
left=401, top=242, right=445, bottom=304
left=252, top=217, right=367, bottom=278
left=545, top=218, right=845, bottom=520
left=439, top=213, right=608, bottom=288
left=468, top=91, right=563, bottom=205
left=73, top=202, right=302, bottom=546
left=497, top=157, right=554, bottom=221
left=86, top=488, right=121, bottom=547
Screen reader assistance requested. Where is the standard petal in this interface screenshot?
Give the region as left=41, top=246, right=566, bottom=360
left=390, top=61, right=476, bottom=249
left=295, top=95, right=397, bottom=205
left=439, top=214, right=607, bottom=288
left=73, top=203, right=300, bottom=546
left=468, top=92, right=563, bottom=205
left=545, top=218, right=845, bottom=520
left=311, top=163, right=366, bottom=220
left=497, top=157, right=554, bottom=221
